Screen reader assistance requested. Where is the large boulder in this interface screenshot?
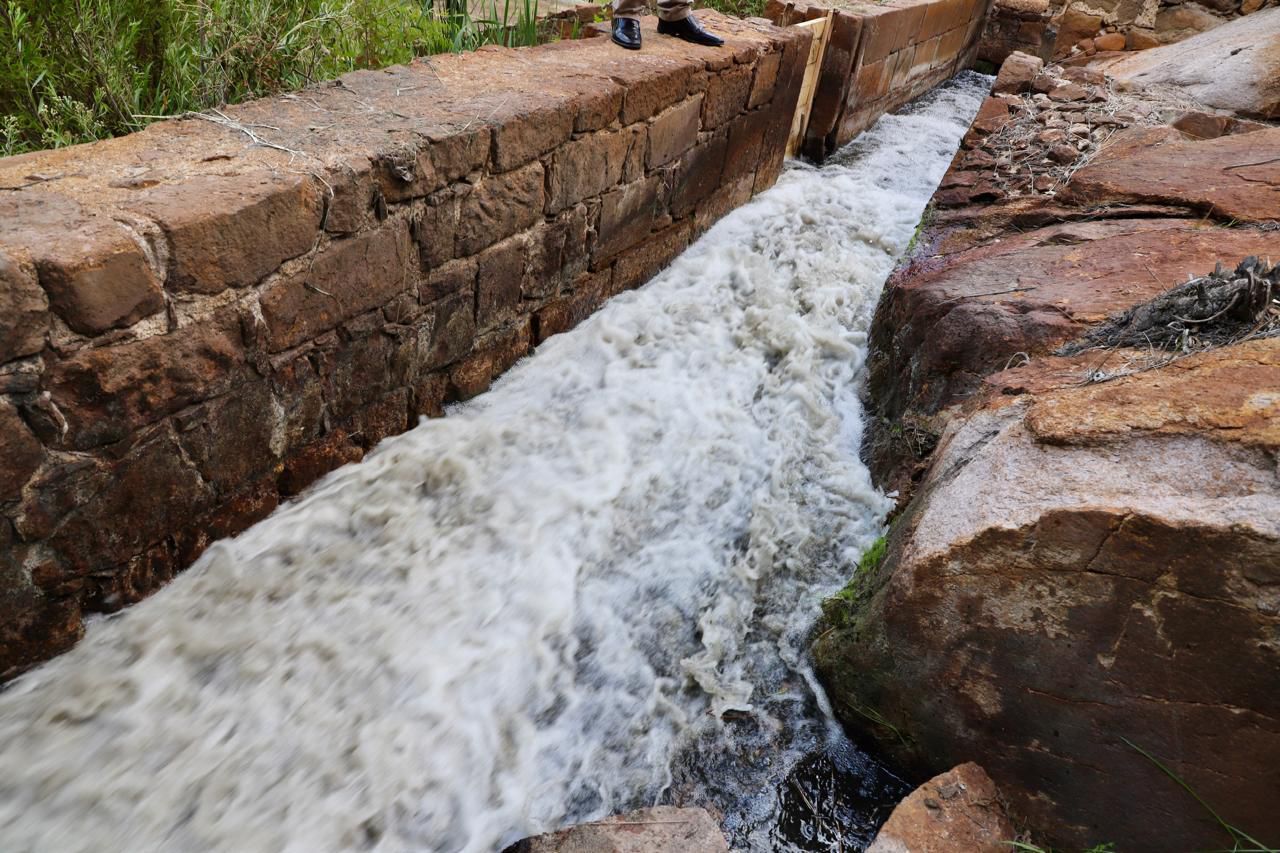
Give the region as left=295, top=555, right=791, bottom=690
left=1105, top=8, right=1280, bottom=118
left=816, top=339, right=1280, bottom=851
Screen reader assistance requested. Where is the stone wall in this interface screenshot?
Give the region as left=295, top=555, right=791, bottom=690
left=1049, top=0, right=1275, bottom=57
left=766, top=0, right=993, bottom=160
left=0, top=14, right=814, bottom=679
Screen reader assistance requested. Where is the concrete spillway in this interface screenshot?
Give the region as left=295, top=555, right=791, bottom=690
left=0, top=75, right=988, bottom=853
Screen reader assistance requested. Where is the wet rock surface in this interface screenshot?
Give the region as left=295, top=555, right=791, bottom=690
left=819, top=46, right=1280, bottom=853
left=503, top=807, right=730, bottom=853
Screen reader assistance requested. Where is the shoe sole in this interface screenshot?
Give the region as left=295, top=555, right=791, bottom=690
left=611, top=35, right=642, bottom=50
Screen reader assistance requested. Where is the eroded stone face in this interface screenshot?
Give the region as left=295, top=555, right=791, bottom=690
left=506, top=806, right=729, bottom=853
left=867, top=763, right=1018, bottom=853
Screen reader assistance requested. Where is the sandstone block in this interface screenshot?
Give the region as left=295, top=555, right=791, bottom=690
left=0, top=192, right=163, bottom=336
left=260, top=221, right=412, bottom=352
left=702, top=63, right=755, bottom=131
left=1094, top=31, right=1126, bottom=51
left=424, top=290, right=477, bottom=369
left=534, top=269, right=613, bottom=342
left=415, top=186, right=463, bottom=270
left=1053, top=8, right=1102, bottom=55
left=648, top=96, right=704, bottom=170
left=547, top=128, right=632, bottom=213
left=524, top=205, right=590, bottom=300
left=613, top=222, right=692, bottom=293
left=993, top=50, right=1045, bottom=94
left=491, top=99, right=575, bottom=172
left=0, top=251, right=47, bottom=362
left=456, top=161, right=545, bottom=256
left=670, top=134, right=728, bottom=218
left=47, top=313, right=246, bottom=450
left=448, top=321, right=531, bottom=400
left=127, top=172, right=323, bottom=294
left=723, top=107, right=770, bottom=184
left=278, top=429, right=363, bottom=496
left=596, top=176, right=665, bottom=263
left=748, top=49, right=782, bottom=108
left=0, top=399, right=43, bottom=501
left=421, top=257, right=478, bottom=302
left=476, top=233, right=528, bottom=331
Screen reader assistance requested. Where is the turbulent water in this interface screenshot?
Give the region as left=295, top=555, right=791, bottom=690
left=0, top=75, right=988, bottom=853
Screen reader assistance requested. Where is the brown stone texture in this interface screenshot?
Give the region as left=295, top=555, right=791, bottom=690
left=1104, top=9, right=1280, bottom=119
left=0, top=12, right=810, bottom=678
left=867, top=764, right=1018, bottom=853
left=993, top=50, right=1045, bottom=94
left=821, top=68, right=1280, bottom=852
left=1061, top=127, right=1280, bottom=221
left=506, top=806, right=729, bottom=853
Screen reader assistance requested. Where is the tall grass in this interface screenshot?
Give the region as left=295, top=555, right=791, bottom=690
left=0, top=0, right=543, bottom=155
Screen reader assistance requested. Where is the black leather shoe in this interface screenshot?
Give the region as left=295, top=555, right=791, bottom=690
left=612, top=18, right=642, bottom=50
left=656, top=15, right=724, bottom=47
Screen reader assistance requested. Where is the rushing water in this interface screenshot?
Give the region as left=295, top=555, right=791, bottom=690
left=0, top=74, right=989, bottom=853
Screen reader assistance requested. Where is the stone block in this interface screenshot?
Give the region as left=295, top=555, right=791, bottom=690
left=128, top=172, right=323, bottom=294
left=476, top=233, right=529, bottom=331
left=316, top=327, right=397, bottom=422
left=596, top=176, right=665, bottom=263
left=723, top=108, right=771, bottom=185
left=647, top=96, right=704, bottom=170
left=175, top=478, right=279, bottom=567
left=268, top=350, right=325, bottom=454
left=861, top=6, right=913, bottom=64
left=671, top=134, right=728, bottom=218
left=855, top=59, right=891, bottom=105
left=421, top=256, right=478, bottom=301
left=448, top=320, right=532, bottom=400
left=0, top=251, right=47, bottom=362
left=456, top=161, right=544, bottom=256
left=620, top=61, right=700, bottom=125
left=546, top=128, right=632, bottom=213
left=491, top=99, right=575, bottom=172
left=612, top=222, right=692, bottom=293
left=534, top=269, right=614, bottom=342
left=278, top=429, right=364, bottom=496
left=260, top=220, right=413, bottom=352
left=0, top=192, right=163, bottom=336
left=0, top=399, right=43, bottom=501
left=47, top=313, right=246, bottom=450
left=176, top=381, right=280, bottom=497
left=748, top=50, right=782, bottom=109
left=702, top=63, right=754, bottom=131
left=524, top=205, right=591, bottom=300
left=424, top=289, right=477, bottom=369
left=415, top=186, right=463, bottom=269
left=349, top=387, right=411, bottom=449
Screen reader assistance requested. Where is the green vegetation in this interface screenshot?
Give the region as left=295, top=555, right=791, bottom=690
left=0, top=0, right=544, bottom=155
left=697, top=0, right=767, bottom=19
left=831, top=534, right=888, bottom=604
left=1006, top=843, right=1117, bottom=853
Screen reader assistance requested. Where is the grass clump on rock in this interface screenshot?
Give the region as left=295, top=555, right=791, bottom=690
left=0, top=0, right=544, bottom=154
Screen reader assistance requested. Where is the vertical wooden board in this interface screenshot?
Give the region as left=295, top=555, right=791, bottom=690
left=786, top=14, right=833, bottom=158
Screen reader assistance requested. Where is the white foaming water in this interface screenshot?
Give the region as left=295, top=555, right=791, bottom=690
left=0, top=75, right=988, bottom=853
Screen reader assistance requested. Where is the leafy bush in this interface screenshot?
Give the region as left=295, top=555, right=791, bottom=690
left=0, top=0, right=542, bottom=154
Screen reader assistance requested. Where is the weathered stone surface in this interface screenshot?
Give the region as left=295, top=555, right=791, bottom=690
left=869, top=218, right=1280, bottom=422
left=993, top=50, right=1045, bottom=94
left=648, top=96, right=703, bottom=169
left=0, top=192, right=163, bottom=336
left=702, top=63, right=754, bottom=130
left=0, top=252, right=48, bottom=362
left=1106, top=9, right=1280, bottom=119
left=260, top=221, right=413, bottom=352
left=818, top=358, right=1280, bottom=851
left=506, top=807, right=729, bottom=853
left=456, top=161, right=545, bottom=256
left=1062, top=127, right=1280, bottom=221
left=0, top=399, right=43, bottom=500
left=476, top=233, right=528, bottom=330
left=547, top=128, right=632, bottom=213
left=867, top=764, right=1018, bottom=853
left=596, top=176, right=665, bottom=262
left=1054, top=8, right=1102, bottom=56
left=1154, top=3, right=1226, bottom=44
left=670, top=134, right=728, bottom=217
left=47, top=314, right=247, bottom=450
left=127, top=171, right=323, bottom=294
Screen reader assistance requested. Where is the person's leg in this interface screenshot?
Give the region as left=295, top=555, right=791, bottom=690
left=610, top=0, right=644, bottom=49
left=655, top=0, right=723, bottom=46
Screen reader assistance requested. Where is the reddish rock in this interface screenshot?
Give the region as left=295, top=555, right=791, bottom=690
left=1048, top=82, right=1088, bottom=101
left=1054, top=9, right=1102, bottom=56
left=1154, top=3, right=1225, bottom=44
left=126, top=171, right=323, bottom=294
left=1094, top=32, right=1126, bottom=51
left=448, top=321, right=531, bottom=400
left=596, top=175, right=665, bottom=262
left=0, top=192, right=163, bottom=336
left=1062, top=127, right=1280, bottom=221
left=507, top=806, right=728, bottom=853
left=0, top=251, right=47, bottom=362
left=476, top=233, right=528, bottom=331
left=456, top=161, right=545, bottom=256
left=546, top=128, right=633, bottom=213
left=47, top=313, right=247, bottom=450
left=278, top=429, right=364, bottom=496
left=1126, top=29, right=1160, bottom=50
left=867, top=764, right=1018, bottom=853
left=647, top=96, right=703, bottom=170
left=0, top=399, right=43, bottom=500
left=993, top=51, right=1045, bottom=94
left=260, top=221, right=413, bottom=352
left=702, top=63, right=754, bottom=130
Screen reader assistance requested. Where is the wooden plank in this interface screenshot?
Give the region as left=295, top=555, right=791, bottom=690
left=786, top=13, right=834, bottom=159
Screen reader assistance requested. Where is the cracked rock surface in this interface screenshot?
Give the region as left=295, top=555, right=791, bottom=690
left=816, top=45, right=1280, bottom=853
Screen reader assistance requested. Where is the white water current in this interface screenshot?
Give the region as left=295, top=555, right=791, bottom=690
left=0, top=74, right=989, bottom=853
